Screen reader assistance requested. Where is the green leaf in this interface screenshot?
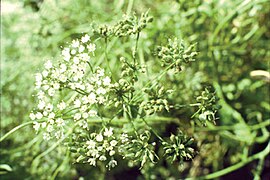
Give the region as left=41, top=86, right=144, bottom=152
left=0, top=164, right=12, bottom=174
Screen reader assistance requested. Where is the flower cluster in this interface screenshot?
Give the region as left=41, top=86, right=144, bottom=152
left=162, top=130, right=197, bottom=164
left=118, top=131, right=158, bottom=168
left=140, top=86, right=172, bottom=115
left=30, top=34, right=113, bottom=140
left=74, top=127, right=119, bottom=170
left=194, top=88, right=220, bottom=124
left=156, top=38, right=197, bottom=72
left=113, top=11, right=153, bottom=37
left=28, top=14, right=203, bottom=171
left=95, top=11, right=153, bottom=38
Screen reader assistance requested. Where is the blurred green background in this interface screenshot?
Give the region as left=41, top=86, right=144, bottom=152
left=1, top=0, right=269, bottom=179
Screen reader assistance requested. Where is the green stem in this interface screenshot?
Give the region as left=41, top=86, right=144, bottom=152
left=133, top=32, right=140, bottom=64
left=0, top=120, right=45, bottom=142
left=196, top=120, right=270, bottom=132
left=186, top=142, right=270, bottom=180
left=31, top=125, right=75, bottom=172
left=131, top=63, right=175, bottom=103
left=104, top=37, right=114, bottom=80
left=141, top=117, right=164, bottom=142
left=87, top=61, right=94, bottom=73
left=170, top=103, right=201, bottom=109
left=126, top=0, right=134, bottom=15
left=51, top=151, right=70, bottom=180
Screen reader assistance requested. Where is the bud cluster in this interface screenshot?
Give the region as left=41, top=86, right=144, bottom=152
left=95, top=11, right=153, bottom=38
left=162, top=130, right=196, bottom=164
left=195, top=88, right=221, bottom=124
left=140, top=86, right=172, bottom=115
left=157, top=38, right=197, bottom=72
left=118, top=131, right=158, bottom=168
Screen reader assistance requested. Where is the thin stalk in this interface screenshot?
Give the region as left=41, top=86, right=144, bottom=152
left=104, top=37, right=114, bottom=80
left=131, top=63, right=175, bottom=103
left=51, top=151, right=70, bottom=180
left=126, top=0, right=134, bottom=15
left=133, top=32, right=140, bottom=64
left=141, top=117, right=164, bottom=142
left=0, top=120, right=45, bottom=142
left=186, top=142, right=270, bottom=180
left=196, top=120, right=270, bottom=132
left=31, top=125, right=76, bottom=172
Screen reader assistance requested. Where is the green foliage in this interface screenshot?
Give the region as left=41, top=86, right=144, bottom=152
left=1, top=0, right=269, bottom=179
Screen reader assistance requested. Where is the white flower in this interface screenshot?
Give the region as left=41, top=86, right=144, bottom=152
left=110, top=140, right=118, bottom=147
left=74, top=99, right=81, bottom=108
left=71, top=49, right=76, bottom=55
left=91, top=149, right=100, bottom=158
left=103, top=76, right=111, bottom=86
left=48, top=88, right=55, bottom=96
left=56, top=118, right=65, bottom=127
left=109, top=150, right=115, bottom=156
left=96, top=87, right=106, bottom=95
left=87, top=43, right=96, bottom=52
left=41, top=122, right=47, bottom=128
left=62, top=48, right=71, bottom=61
left=48, top=119, right=54, bottom=124
left=81, top=34, right=90, bottom=43
left=73, top=56, right=80, bottom=64
left=46, top=103, right=53, bottom=112
left=96, top=134, right=103, bottom=142
left=71, top=39, right=80, bottom=48
left=43, top=111, right=48, bottom=116
left=88, top=158, right=96, bottom=166
left=97, top=96, right=106, bottom=104
left=97, top=146, right=103, bottom=151
left=43, top=132, right=51, bottom=140
left=79, top=45, right=85, bottom=53
left=96, top=68, right=105, bottom=77
left=33, top=122, right=40, bottom=131
left=44, top=60, right=53, bottom=69
left=53, top=82, right=60, bottom=89
left=59, top=74, right=67, bottom=82
left=48, top=112, right=55, bottom=119
left=36, top=112, right=43, bottom=119
left=86, top=140, right=96, bottom=149
left=88, top=110, right=97, bottom=117
left=82, top=96, right=89, bottom=104
left=55, top=131, right=64, bottom=139
left=59, top=64, right=67, bottom=73
left=51, top=69, right=59, bottom=79
left=107, top=160, right=117, bottom=169
left=99, top=155, right=107, bottom=161
left=57, top=101, right=66, bottom=110
left=80, top=105, right=87, bottom=112
left=46, top=125, right=54, bottom=132
left=74, top=113, right=81, bottom=120
left=37, top=91, right=45, bottom=99
left=29, top=113, right=36, bottom=120
left=42, top=70, right=49, bottom=77
left=104, top=127, right=113, bottom=137
left=120, top=133, right=129, bottom=143
left=80, top=53, right=90, bottom=62
left=35, top=73, right=43, bottom=82
left=86, top=84, right=94, bottom=92
left=82, top=112, right=89, bottom=119
left=87, top=93, right=96, bottom=104
left=43, top=85, right=50, bottom=91
left=79, top=120, right=88, bottom=129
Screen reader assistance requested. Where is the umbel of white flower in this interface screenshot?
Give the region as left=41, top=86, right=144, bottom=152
left=30, top=34, right=113, bottom=141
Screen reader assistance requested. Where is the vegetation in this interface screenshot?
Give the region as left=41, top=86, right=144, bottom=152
left=1, top=0, right=269, bottom=179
